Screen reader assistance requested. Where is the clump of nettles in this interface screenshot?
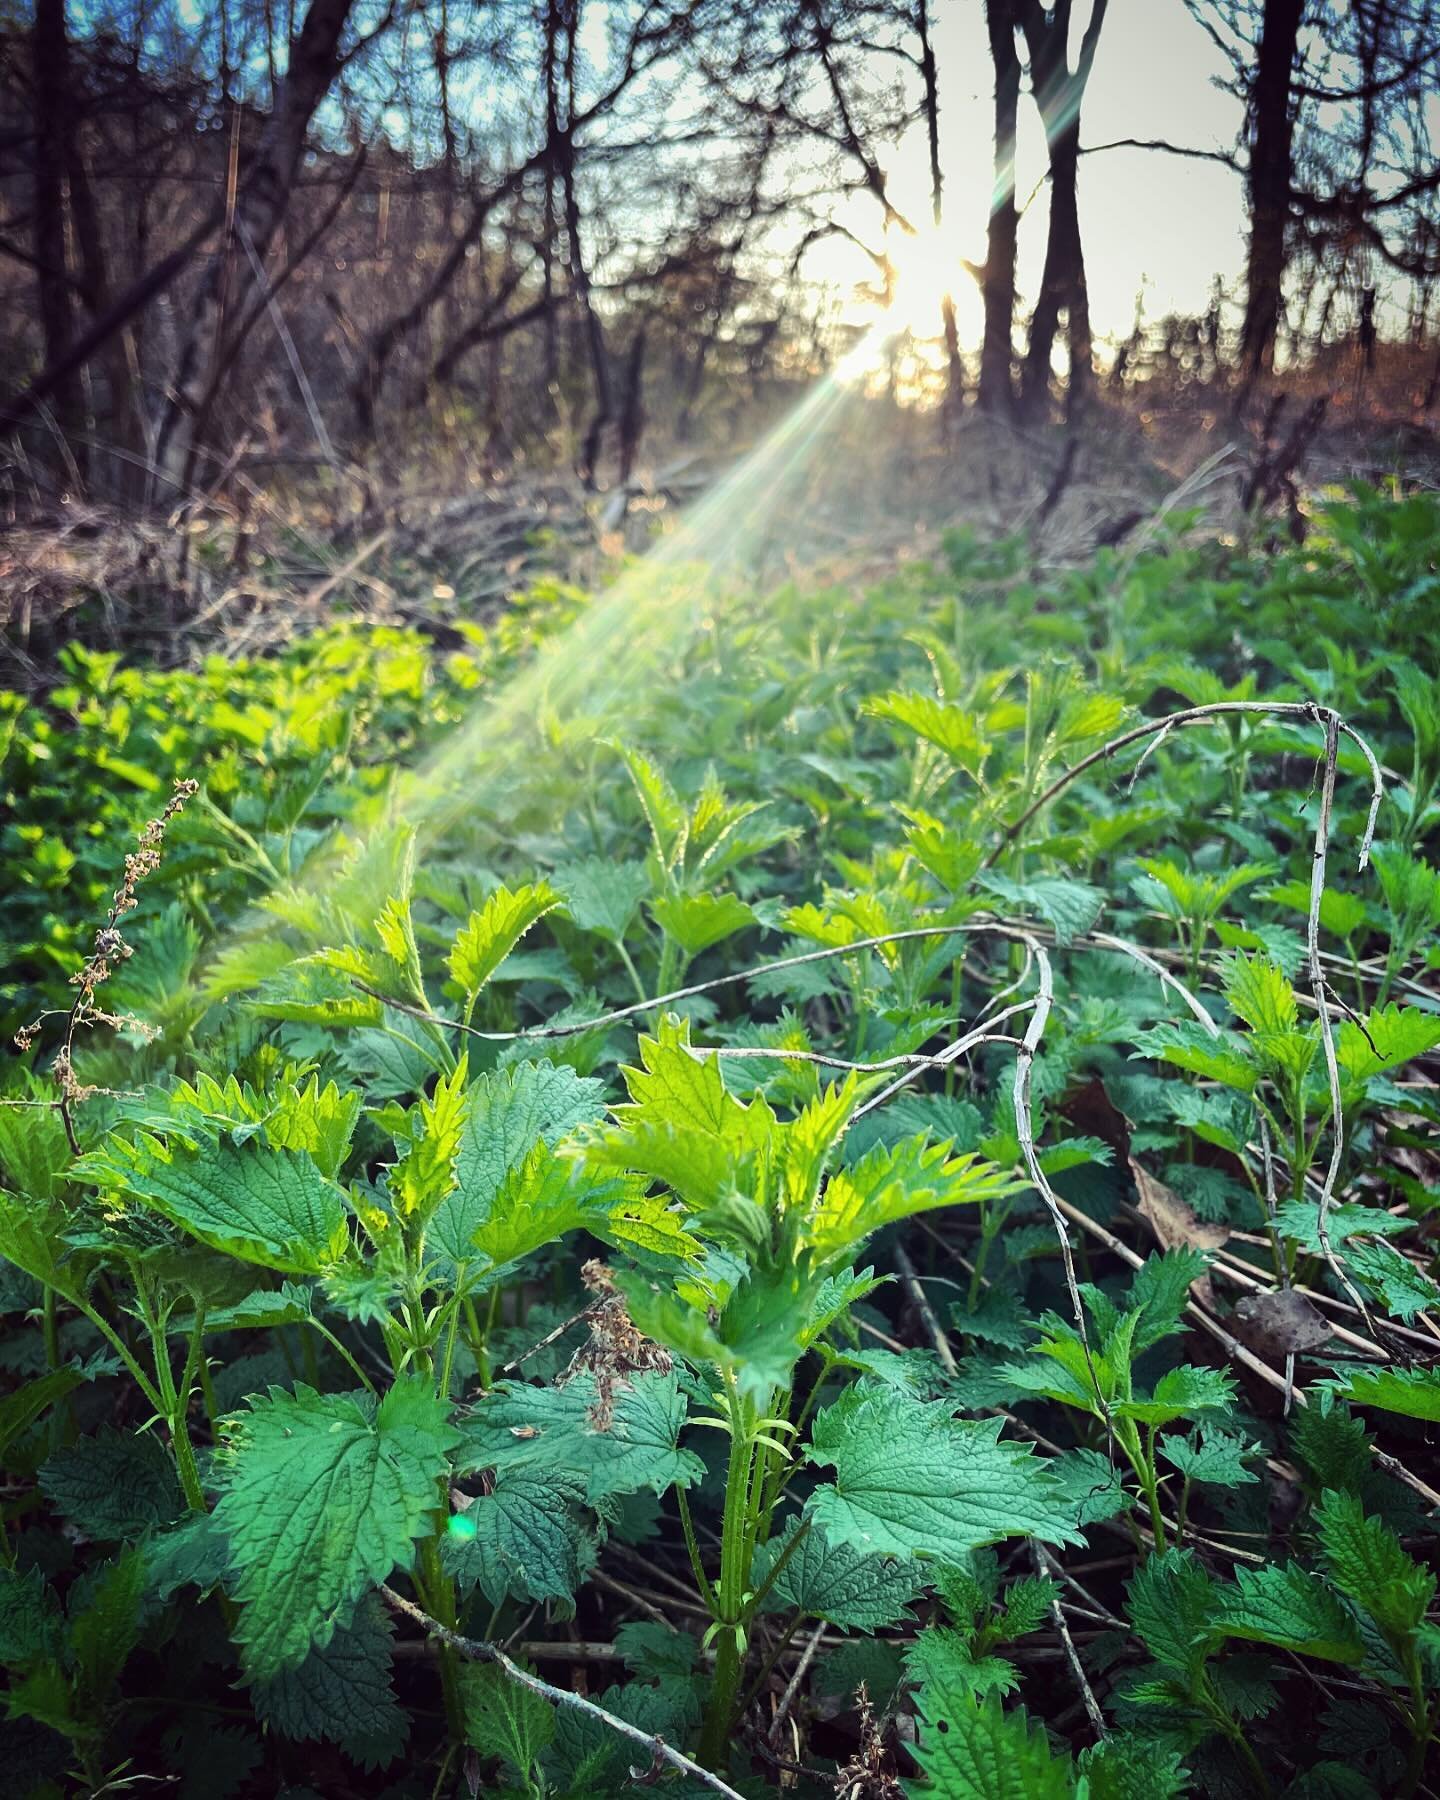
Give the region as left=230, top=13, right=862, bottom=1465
left=14, top=777, right=198, bottom=1146
left=561, top=1259, right=673, bottom=1430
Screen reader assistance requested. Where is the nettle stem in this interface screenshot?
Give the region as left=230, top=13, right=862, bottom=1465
left=131, top=1274, right=207, bottom=1514
left=698, top=1384, right=765, bottom=1770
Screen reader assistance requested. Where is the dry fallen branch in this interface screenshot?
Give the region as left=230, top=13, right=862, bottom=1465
left=380, top=1586, right=746, bottom=1800
left=1032, top=1540, right=1107, bottom=1742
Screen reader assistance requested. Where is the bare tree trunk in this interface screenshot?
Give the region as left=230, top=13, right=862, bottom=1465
left=151, top=0, right=356, bottom=499
left=541, top=0, right=563, bottom=396
left=1020, top=119, right=1091, bottom=419
left=617, top=325, right=647, bottom=486
left=31, top=0, right=83, bottom=461
left=1017, top=0, right=1107, bottom=422
left=556, top=2, right=614, bottom=488
left=1240, top=0, right=1305, bottom=378
left=916, top=0, right=963, bottom=423
left=979, top=0, right=1021, bottom=417
left=566, top=157, right=614, bottom=488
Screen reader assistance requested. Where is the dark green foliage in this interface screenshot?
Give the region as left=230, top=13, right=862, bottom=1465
left=3, top=490, right=1439, bottom=1795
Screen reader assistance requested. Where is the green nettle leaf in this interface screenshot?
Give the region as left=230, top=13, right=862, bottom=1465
left=1163, top=1084, right=1254, bottom=1156
left=431, top=1060, right=607, bottom=1266
left=1048, top=1449, right=1131, bottom=1527
left=448, top=881, right=563, bottom=1017
left=1216, top=1563, right=1365, bottom=1663
left=443, top=1470, right=596, bottom=1606
left=89, top=1138, right=350, bottom=1275
left=901, top=810, right=986, bottom=894
left=804, top=1390, right=1082, bottom=1560
left=1129, top=1248, right=1213, bottom=1351
left=554, top=857, right=650, bottom=943
left=1158, top=1427, right=1261, bottom=1488
left=614, top=1621, right=700, bottom=1681
left=649, top=890, right=757, bottom=956
left=754, top=1517, right=925, bottom=1631
left=1334, top=1366, right=1440, bottom=1421
left=69, top=1550, right=146, bottom=1709
left=251, top=1595, right=407, bottom=1771
left=0, top=1567, right=64, bottom=1666
left=906, top=1683, right=1071, bottom=1799
left=1130, top=1023, right=1258, bottom=1092
left=1126, top=1548, right=1218, bottom=1677
left=145, top=1513, right=231, bottom=1601
left=1314, top=1489, right=1436, bottom=1639
left=456, top=1371, right=705, bottom=1504
left=600, top=1190, right=703, bottom=1262
left=1115, top=1364, right=1237, bottom=1428
left=263, top=1076, right=364, bottom=1180
left=1336, top=1004, right=1440, bottom=1080
left=40, top=1429, right=184, bottom=1539
left=809, top=1266, right=888, bottom=1344
left=214, top=1378, right=459, bottom=1677
left=905, top=1627, right=1020, bottom=1700
left=6, top=1659, right=78, bottom=1738
left=1223, top=951, right=1298, bottom=1035
left=977, top=873, right=1106, bottom=946
left=183, top=1282, right=315, bottom=1332
left=389, top=1055, right=469, bottom=1222
left=467, top=1143, right=638, bottom=1275
left=462, top=1662, right=555, bottom=1778
left=864, top=690, right=992, bottom=777
left=1265, top=879, right=1369, bottom=940
left=1076, top=1737, right=1188, bottom=1800
left=594, top=1012, right=776, bottom=1215
left=809, top=1134, right=1020, bottom=1255
left=0, top=1190, right=87, bottom=1305
left=615, top=742, right=689, bottom=867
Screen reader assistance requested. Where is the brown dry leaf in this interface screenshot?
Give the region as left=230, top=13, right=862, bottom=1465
left=1233, top=1289, right=1334, bottom=1358
left=1130, top=1159, right=1230, bottom=1254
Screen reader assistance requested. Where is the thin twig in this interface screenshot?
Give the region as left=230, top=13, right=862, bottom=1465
left=984, top=700, right=1383, bottom=869
left=892, top=1241, right=958, bottom=1375
left=381, top=1586, right=745, bottom=1799
left=1306, top=708, right=1374, bottom=1326
left=1031, top=1541, right=1107, bottom=1740
left=766, top=1620, right=827, bottom=1750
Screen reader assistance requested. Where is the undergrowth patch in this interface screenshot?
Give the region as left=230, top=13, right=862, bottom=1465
left=1, top=485, right=1438, bottom=1798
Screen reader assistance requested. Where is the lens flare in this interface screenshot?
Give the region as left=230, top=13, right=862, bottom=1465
left=191, top=296, right=912, bottom=988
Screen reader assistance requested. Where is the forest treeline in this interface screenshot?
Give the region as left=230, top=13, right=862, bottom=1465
left=2, top=0, right=1439, bottom=505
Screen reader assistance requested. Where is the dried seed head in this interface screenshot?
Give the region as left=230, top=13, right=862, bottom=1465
left=560, top=1259, right=673, bottom=1431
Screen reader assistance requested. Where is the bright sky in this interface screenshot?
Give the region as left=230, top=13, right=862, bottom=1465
left=816, top=0, right=1248, bottom=350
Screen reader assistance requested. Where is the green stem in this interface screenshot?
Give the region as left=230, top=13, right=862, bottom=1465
left=1400, top=1643, right=1433, bottom=1797
left=675, top=1485, right=714, bottom=1611
left=417, top=1531, right=467, bottom=1744
left=1213, top=1701, right=1273, bottom=1798
left=437, top=1279, right=467, bottom=1402
left=615, top=937, right=649, bottom=1005
left=306, top=1316, right=378, bottom=1397
left=747, top=1517, right=810, bottom=1617
left=736, top=1607, right=805, bottom=1719
left=138, top=1288, right=206, bottom=1515
left=41, top=1286, right=73, bottom=1447
left=698, top=1393, right=757, bottom=1768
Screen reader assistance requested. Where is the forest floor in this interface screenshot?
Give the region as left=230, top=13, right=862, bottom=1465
left=2, top=395, right=1440, bottom=1799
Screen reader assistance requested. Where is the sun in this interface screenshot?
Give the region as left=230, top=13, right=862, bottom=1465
left=833, top=226, right=965, bottom=384
left=886, top=226, right=961, bottom=337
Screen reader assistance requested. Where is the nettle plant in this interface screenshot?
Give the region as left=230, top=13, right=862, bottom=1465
left=4, top=523, right=1440, bottom=1797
